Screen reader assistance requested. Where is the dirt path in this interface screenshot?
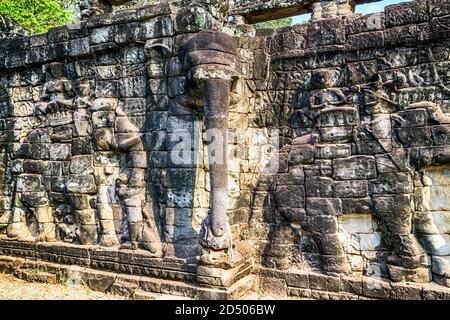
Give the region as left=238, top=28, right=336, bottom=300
left=0, top=273, right=127, bottom=300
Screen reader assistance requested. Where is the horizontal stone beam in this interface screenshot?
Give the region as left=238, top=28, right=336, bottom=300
left=229, top=0, right=382, bottom=23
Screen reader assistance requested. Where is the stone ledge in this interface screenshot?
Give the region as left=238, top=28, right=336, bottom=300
left=258, top=267, right=450, bottom=300
left=0, top=255, right=256, bottom=300
left=0, top=238, right=196, bottom=282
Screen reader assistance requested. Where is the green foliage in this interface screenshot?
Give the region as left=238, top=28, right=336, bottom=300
left=255, top=17, right=293, bottom=30
left=0, top=0, right=75, bottom=34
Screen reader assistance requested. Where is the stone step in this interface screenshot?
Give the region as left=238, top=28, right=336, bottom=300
left=0, top=254, right=256, bottom=300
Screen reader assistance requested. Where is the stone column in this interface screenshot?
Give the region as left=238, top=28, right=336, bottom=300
left=202, top=78, right=231, bottom=242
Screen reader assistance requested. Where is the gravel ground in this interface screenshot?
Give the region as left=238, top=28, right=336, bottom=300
left=0, top=273, right=127, bottom=300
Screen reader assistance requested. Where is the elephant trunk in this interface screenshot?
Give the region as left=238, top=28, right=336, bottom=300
left=203, top=78, right=230, bottom=238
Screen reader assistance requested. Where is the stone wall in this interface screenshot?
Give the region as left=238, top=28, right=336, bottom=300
left=0, top=0, right=449, bottom=299
left=0, top=2, right=210, bottom=260
left=243, top=0, right=450, bottom=290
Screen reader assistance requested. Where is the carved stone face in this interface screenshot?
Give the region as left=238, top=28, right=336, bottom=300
left=93, top=128, right=114, bottom=151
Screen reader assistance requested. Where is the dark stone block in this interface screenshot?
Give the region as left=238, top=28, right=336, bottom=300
left=422, top=287, right=450, bottom=300
left=72, top=137, right=93, bottom=155
left=309, top=273, right=341, bottom=292
left=47, top=26, right=70, bottom=43
left=306, top=198, right=342, bottom=216
left=279, top=208, right=306, bottom=224
left=8, top=37, right=30, bottom=53
left=88, top=270, right=117, bottom=293
left=397, top=109, right=428, bottom=127
left=369, top=172, right=414, bottom=194
left=14, top=143, right=50, bottom=160
left=285, top=272, right=310, bottom=289
left=346, top=31, right=384, bottom=50
left=373, top=194, right=413, bottom=214
left=341, top=197, right=373, bottom=214
left=390, top=283, right=422, bottom=300
left=288, top=145, right=315, bottom=165
left=114, top=22, right=139, bottom=45
left=307, top=19, right=346, bottom=47
left=384, top=25, right=419, bottom=47
left=175, top=8, right=212, bottom=34
left=23, top=160, right=46, bottom=174
left=69, top=38, right=91, bottom=57
left=385, top=1, right=429, bottom=28
left=334, top=180, right=368, bottom=198
left=275, top=186, right=305, bottom=208
left=346, top=13, right=385, bottom=35
left=432, top=125, right=450, bottom=145
left=306, top=215, right=338, bottom=234
left=429, top=0, right=450, bottom=17
left=46, top=42, right=69, bottom=60
left=305, top=176, right=333, bottom=197
left=276, top=167, right=305, bottom=186
left=395, top=127, right=433, bottom=147
left=340, top=276, right=363, bottom=295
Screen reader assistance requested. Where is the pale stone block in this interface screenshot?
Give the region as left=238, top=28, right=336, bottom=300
left=70, top=155, right=94, bottom=175
left=167, top=189, right=193, bottom=208
left=429, top=186, right=450, bottom=211
left=415, top=186, right=432, bottom=212
left=359, top=233, right=382, bottom=251
left=365, top=263, right=383, bottom=278
left=0, top=210, right=10, bottom=225
left=97, top=204, right=114, bottom=220
left=424, top=167, right=450, bottom=186
left=36, top=207, right=53, bottom=223
left=338, top=214, right=373, bottom=234
left=432, top=256, right=450, bottom=278
left=99, top=219, right=116, bottom=233
left=194, top=189, right=209, bottom=208
left=339, top=233, right=360, bottom=254
left=362, top=250, right=378, bottom=261
left=421, top=234, right=450, bottom=255
left=348, top=254, right=364, bottom=271
left=431, top=211, right=450, bottom=234
left=126, top=206, right=143, bottom=223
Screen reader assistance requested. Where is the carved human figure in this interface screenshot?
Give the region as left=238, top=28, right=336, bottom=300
left=263, top=75, right=450, bottom=280
left=89, top=99, right=161, bottom=254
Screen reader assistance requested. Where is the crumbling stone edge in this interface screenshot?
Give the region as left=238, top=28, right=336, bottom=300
left=0, top=254, right=257, bottom=300
left=1, top=252, right=450, bottom=299
left=257, top=267, right=450, bottom=300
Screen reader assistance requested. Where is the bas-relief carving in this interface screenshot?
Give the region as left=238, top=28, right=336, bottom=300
left=4, top=62, right=162, bottom=256
left=0, top=0, right=450, bottom=297
left=257, top=62, right=450, bottom=282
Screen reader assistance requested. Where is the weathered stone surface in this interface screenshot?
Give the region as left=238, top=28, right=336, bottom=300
left=334, top=180, right=368, bottom=198
left=87, top=270, right=117, bottom=293
left=385, top=1, right=429, bottom=27
left=0, top=0, right=449, bottom=300
left=309, top=273, right=341, bottom=292
left=362, top=278, right=392, bottom=299
left=333, top=156, right=377, bottom=180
